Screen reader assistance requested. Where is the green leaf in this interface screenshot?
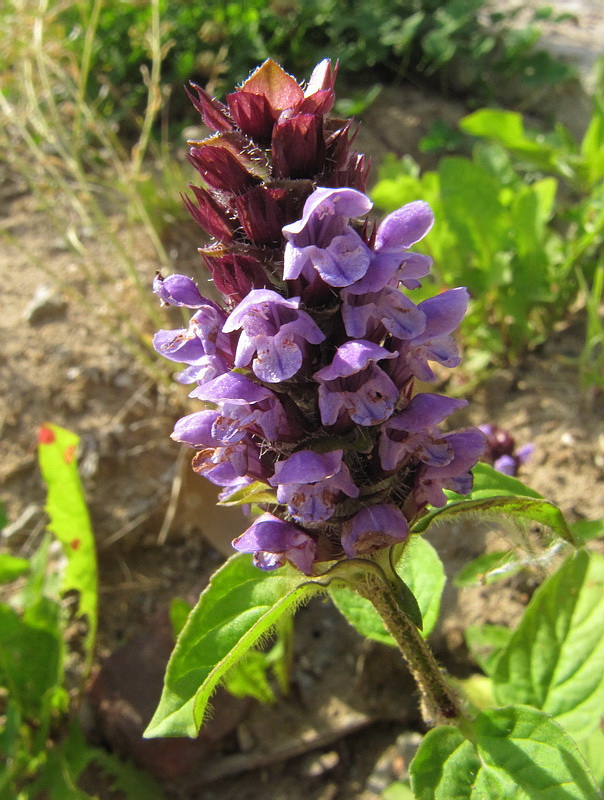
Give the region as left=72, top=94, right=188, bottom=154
left=217, top=480, right=277, bottom=507
left=454, top=550, right=523, bottom=587
left=465, top=624, right=513, bottom=675
left=460, top=109, right=544, bottom=154
left=37, top=424, right=97, bottom=663
left=410, top=706, right=602, bottom=799
left=0, top=554, right=30, bottom=585
left=474, top=706, right=601, bottom=799
left=577, top=728, right=604, bottom=793
left=413, top=493, right=575, bottom=546
left=330, top=536, right=446, bottom=645
left=571, top=519, right=604, bottom=544
left=169, top=597, right=192, bottom=638
left=469, top=461, right=543, bottom=499
left=145, top=553, right=329, bottom=738
left=223, top=650, right=276, bottom=704
left=383, top=779, right=415, bottom=799
left=410, top=725, right=481, bottom=799
left=493, top=550, right=604, bottom=739
left=0, top=602, right=62, bottom=718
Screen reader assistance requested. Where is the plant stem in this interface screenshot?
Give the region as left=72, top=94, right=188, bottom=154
left=357, top=562, right=468, bottom=727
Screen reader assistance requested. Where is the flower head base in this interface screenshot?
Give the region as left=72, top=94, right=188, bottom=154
left=154, top=59, right=485, bottom=574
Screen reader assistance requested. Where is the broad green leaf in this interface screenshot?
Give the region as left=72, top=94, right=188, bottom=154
left=460, top=109, right=544, bottom=154
left=465, top=624, right=513, bottom=675
left=37, top=424, right=97, bottom=662
left=454, top=550, right=522, bottom=587
left=383, top=779, right=415, bottom=799
left=330, top=536, right=446, bottom=645
left=145, top=553, right=328, bottom=738
left=412, top=494, right=575, bottom=546
left=0, top=554, right=30, bottom=585
left=571, top=519, right=604, bottom=544
left=474, top=706, right=601, bottom=799
left=410, top=725, right=481, bottom=799
left=169, top=597, right=192, bottom=638
left=493, top=550, right=604, bottom=739
left=0, top=603, right=62, bottom=718
left=577, top=728, right=604, bottom=793
left=410, top=707, right=601, bottom=799
left=223, top=650, right=276, bottom=704
left=468, top=461, right=543, bottom=499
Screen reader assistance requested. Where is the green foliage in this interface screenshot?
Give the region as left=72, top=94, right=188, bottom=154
left=372, top=94, right=604, bottom=372
left=410, top=706, right=601, bottom=799
left=0, top=426, right=159, bottom=799
left=145, top=553, right=331, bottom=738
left=330, top=535, right=446, bottom=644
left=25, top=0, right=574, bottom=126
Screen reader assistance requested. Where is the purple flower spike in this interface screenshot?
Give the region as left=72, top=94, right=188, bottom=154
left=154, top=60, right=487, bottom=574
left=224, top=289, right=325, bottom=382
left=233, top=513, right=317, bottom=574
left=269, top=449, right=358, bottom=523
left=341, top=504, right=409, bottom=558
left=153, top=273, right=206, bottom=308
left=314, top=341, right=398, bottom=426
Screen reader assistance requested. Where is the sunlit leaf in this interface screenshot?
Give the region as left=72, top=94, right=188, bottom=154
left=493, top=549, right=604, bottom=739
left=410, top=706, right=601, bottom=799
left=37, top=424, right=97, bottom=663
left=145, top=554, right=329, bottom=738
left=330, top=536, right=446, bottom=645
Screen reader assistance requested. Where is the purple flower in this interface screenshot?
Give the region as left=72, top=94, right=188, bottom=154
left=153, top=273, right=206, bottom=308
left=171, top=410, right=266, bottom=486
left=479, top=424, right=534, bottom=476
left=223, top=289, right=325, bottom=382
left=413, top=428, right=487, bottom=509
left=389, top=288, right=469, bottom=385
left=313, top=341, right=399, bottom=426
left=379, top=394, right=468, bottom=472
left=232, top=513, right=317, bottom=574
left=153, top=299, right=235, bottom=380
left=282, top=187, right=373, bottom=287
left=341, top=285, right=426, bottom=341
left=269, top=449, right=358, bottom=523
left=192, top=372, right=298, bottom=442
left=341, top=504, right=409, bottom=558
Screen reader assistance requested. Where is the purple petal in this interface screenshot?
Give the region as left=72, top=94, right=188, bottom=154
left=341, top=504, right=409, bottom=558
left=232, top=513, right=317, bottom=574
left=314, top=340, right=396, bottom=381
left=419, top=288, right=469, bottom=338
left=269, top=449, right=344, bottom=485
left=375, top=201, right=434, bottom=251
left=389, top=394, right=468, bottom=433
left=153, top=273, right=205, bottom=308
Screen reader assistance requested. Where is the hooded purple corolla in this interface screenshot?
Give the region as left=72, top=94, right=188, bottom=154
left=223, top=289, right=325, bottom=383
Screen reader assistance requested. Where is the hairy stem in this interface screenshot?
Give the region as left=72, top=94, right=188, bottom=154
left=357, top=561, right=467, bottom=727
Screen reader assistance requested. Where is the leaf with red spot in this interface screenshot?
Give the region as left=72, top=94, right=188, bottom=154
left=38, top=423, right=97, bottom=664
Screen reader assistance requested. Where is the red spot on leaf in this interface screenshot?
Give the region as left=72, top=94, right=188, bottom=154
left=38, top=426, right=56, bottom=444
left=71, top=538, right=81, bottom=550
left=63, top=445, right=76, bottom=464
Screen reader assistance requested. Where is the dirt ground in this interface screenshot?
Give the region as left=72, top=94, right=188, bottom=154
left=1, top=86, right=603, bottom=799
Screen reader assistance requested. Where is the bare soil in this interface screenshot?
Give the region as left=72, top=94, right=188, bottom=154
left=1, top=87, right=603, bottom=799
